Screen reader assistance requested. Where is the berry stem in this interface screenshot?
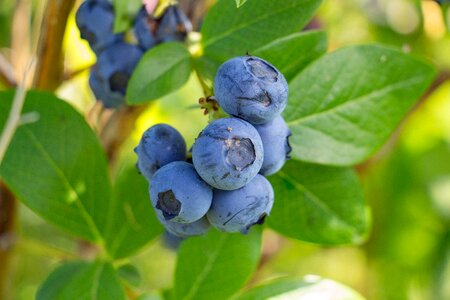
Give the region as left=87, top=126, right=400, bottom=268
left=193, top=62, right=213, bottom=97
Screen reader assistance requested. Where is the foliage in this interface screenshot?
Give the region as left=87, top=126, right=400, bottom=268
left=0, top=0, right=443, bottom=299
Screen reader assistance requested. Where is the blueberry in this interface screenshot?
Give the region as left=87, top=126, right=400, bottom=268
left=214, top=56, right=288, bottom=124
left=162, top=231, right=183, bottom=250
left=89, top=42, right=143, bottom=108
left=135, top=124, right=186, bottom=181
left=89, top=72, right=123, bottom=108
left=150, top=161, right=212, bottom=223
left=158, top=215, right=210, bottom=239
left=155, top=5, right=192, bottom=43
left=192, top=118, right=264, bottom=190
left=254, top=115, right=292, bottom=176
left=207, top=174, right=274, bottom=233
left=133, top=8, right=158, bottom=50
left=75, top=0, right=123, bottom=54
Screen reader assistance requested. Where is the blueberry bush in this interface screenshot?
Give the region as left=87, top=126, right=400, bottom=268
left=0, top=0, right=448, bottom=299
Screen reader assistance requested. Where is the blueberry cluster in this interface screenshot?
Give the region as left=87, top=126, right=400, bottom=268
left=135, top=55, right=291, bottom=239
left=75, top=0, right=191, bottom=108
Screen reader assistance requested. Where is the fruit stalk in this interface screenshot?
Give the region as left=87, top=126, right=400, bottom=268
left=33, top=0, right=77, bottom=91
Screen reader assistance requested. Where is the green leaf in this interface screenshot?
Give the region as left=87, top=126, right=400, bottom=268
left=127, top=43, right=192, bottom=104
left=37, top=261, right=125, bottom=300
left=137, top=293, right=165, bottom=300
left=267, top=160, right=369, bottom=245
left=253, top=31, right=327, bottom=81
left=444, top=5, right=450, bottom=32
left=103, top=166, right=164, bottom=259
left=235, top=0, right=248, bottom=8
left=192, top=56, right=221, bottom=88
left=194, top=31, right=327, bottom=85
left=117, top=263, right=142, bottom=287
left=201, top=0, right=323, bottom=62
left=113, top=0, right=142, bottom=33
left=0, top=91, right=111, bottom=242
left=174, top=228, right=262, bottom=300
left=435, top=240, right=450, bottom=299
left=234, top=276, right=365, bottom=300
left=285, top=45, right=436, bottom=166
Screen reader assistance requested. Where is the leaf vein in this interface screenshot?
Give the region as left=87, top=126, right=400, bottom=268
left=181, top=235, right=228, bottom=300
left=203, top=1, right=312, bottom=48
left=288, top=74, right=427, bottom=126
left=277, top=171, right=358, bottom=234
left=91, top=263, right=104, bottom=300
left=23, top=128, right=101, bottom=240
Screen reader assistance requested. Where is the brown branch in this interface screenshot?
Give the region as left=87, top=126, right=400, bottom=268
left=99, top=105, right=149, bottom=165
left=179, top=0, right=211, bottom=31
left=0, top=182, right=17, bottom=300
left=32, top=0, right=77, bottom=91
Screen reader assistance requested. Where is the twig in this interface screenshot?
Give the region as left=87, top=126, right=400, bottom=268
left=179, top=0, right=210, bottom=31
left=99, top=105, right=149, bottom=165
left=0, top=60, right=34, bottom=165
left=33, top=0, right=77, bottom=90
left=11, top=0, right=31, bottom=83
left=0, top=53, right=16, bottom=87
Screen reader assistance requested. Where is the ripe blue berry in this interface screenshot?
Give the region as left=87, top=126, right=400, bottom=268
left=135, top=124, right=187, bottom=181
left=89, top=72, right=123, bottom=108
left=133, top=8, right=158, bottom=50
left=254, top=115, right=292, bottom=176
left=75, top=0, right=122, bottom=54
left=150, top=161, right=212, bottom=223
left=162, top=231, right=183, bottom=250
left=155, top=5, right=192, bottom=43
left=207, top=174, right=274, bottom=233
left=214, top=56, right=288, bottom=124
left=158, top=215, right=210, bottom=239
left=192, top=118, right=264, bottom=190
left=89, top=42, right=143, bottom=107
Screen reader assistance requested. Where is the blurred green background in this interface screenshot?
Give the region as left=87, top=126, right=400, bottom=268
left=1, top=0, right=450, bottom=299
